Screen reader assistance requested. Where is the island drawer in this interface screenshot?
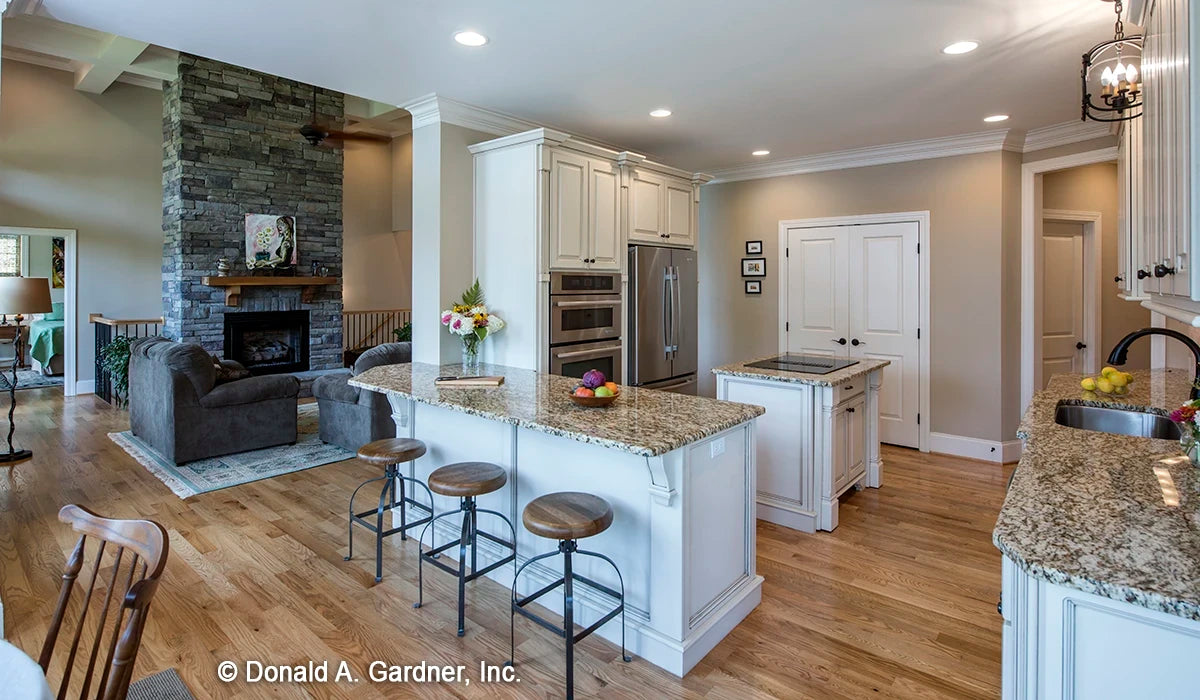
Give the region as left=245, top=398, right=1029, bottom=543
left=832, top=379, right=865, bottom=406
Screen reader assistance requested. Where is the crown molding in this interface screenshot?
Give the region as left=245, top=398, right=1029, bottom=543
left=401, top=93, right=540, bottom=136
left=1020, top=120, right=1115, bottom=153
left=707, top=129, right=1019, bottom=184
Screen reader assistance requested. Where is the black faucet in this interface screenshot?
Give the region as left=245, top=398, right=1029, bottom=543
left=1107, top=327, right=1200, bottom=400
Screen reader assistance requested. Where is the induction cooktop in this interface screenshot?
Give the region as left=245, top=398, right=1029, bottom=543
left=745, top=354, right=858, bottom=375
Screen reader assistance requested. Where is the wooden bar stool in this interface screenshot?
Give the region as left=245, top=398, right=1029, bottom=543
left=415, top=462, right=517, bottom=637
left=508, top=492, right=631, bottom=699
left=345, top=437, right=434, bottom=582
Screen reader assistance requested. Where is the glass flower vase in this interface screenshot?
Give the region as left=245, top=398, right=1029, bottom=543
left=1182, top=435, right=1200, bottom=465
left=461, top=340, right=481, bottom=372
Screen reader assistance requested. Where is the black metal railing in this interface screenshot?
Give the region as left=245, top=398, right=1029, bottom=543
left=92, top=314, right=163, bottom=405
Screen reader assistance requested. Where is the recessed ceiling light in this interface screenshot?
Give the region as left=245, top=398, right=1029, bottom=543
left=943, top=41, right=979, bottom=55
left=649, top=108, right=672, bottom=118
left=752, top=150, right=770, bottom=156
left=453, top=30, right=488, bottom=47
left=983, top=114, right=1010, bottom=123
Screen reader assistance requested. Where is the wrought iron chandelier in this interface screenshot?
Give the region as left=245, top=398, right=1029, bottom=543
left=1082, top=0, right=1143, bottom=122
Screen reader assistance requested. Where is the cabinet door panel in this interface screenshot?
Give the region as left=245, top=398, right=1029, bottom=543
left=846, top=394, right=866, bottom=481
left=629, top=170, right=665, bottom=243
left=548, top=150, right=589, bottom=270
left=666, top=180, right=694, bottom=246
left=588, top=159, right=621, bottom=270
left=832, top=405, right=850, bottom=492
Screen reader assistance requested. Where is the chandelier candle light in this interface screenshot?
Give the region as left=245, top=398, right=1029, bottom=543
left=441, top=279, right=505, bottom=371
left=1081, top=0, right=1143, bottom=122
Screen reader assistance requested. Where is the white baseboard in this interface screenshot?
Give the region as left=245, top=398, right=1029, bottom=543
left=73, top=379, right=95, bottom=396
left=929, top=432, right=1023, bottom=463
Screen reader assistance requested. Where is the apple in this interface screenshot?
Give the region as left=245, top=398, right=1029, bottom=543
left=594, top=386, right=614, bottom=397
left=574, top=387, right=595, bottom=398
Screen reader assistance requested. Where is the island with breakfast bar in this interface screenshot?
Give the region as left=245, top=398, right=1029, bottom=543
left=350, top=361, right=765, bottom=676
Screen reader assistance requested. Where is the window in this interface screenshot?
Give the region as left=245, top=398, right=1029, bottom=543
left=0, top=235, right=21, bottom=277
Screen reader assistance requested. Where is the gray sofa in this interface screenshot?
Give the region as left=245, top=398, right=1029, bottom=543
left=129, top=337, right=300, bottom=464
left=311, top=342, right=410, bottom=451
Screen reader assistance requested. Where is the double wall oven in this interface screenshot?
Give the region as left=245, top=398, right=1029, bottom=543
left=548, top=271, right=622, bottom=381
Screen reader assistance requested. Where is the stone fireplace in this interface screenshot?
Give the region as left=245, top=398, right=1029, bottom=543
left=224, top=310, right=310, bottom=375
left=160, top=54, right=343, bottom=371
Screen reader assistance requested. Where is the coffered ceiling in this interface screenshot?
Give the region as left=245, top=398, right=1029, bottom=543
left=19, top=0, right=1131, bottom=171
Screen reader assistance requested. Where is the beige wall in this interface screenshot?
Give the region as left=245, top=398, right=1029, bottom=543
left=699, top=151, right=1009, bottom=442
left=1041, top=162, right=1150, bottom=372
left=0, top=61, right=163, bottom=388
left=343, top=138, right=411, bottom=311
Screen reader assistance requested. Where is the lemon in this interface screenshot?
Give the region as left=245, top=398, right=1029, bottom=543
left=1081, top=377, right=1097, bottom=391
left=1109, top=372, right=1129, bottom=388
left=1113, top=385, right=1128, bottom=395
left=1096, top=377, right=1115, bottom=393
left=1123, top=372, right=1135, bottom=384
left=1081, top=390, right=1098, bottom=400
left=1101, top=366, right=1119, bottom=378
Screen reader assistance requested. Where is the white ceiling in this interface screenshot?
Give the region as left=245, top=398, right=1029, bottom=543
left=34, top=0, right=1126, bottom=171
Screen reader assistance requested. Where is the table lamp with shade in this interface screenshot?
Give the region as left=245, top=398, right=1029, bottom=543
left=0, top=277, right=53, bottom=464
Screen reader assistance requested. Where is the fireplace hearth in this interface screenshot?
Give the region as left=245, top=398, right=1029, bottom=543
left=224, top=310, right=310, bottom=375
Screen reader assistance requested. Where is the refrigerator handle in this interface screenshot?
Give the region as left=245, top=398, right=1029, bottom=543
left=662, top=268, right=673, bottom=357
left=671, top=265, right=681, bottom=356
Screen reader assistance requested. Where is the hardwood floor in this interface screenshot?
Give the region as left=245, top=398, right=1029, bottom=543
left=0, top=388, right=1013, bottom=698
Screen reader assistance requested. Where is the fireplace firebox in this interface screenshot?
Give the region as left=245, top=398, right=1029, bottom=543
left=223, top=310, right=310, bottom=375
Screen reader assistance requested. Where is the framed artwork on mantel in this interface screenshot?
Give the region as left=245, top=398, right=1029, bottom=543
left=245, top=214, right=298, bottom=270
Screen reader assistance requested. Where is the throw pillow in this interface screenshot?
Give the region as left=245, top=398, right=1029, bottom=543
left=211, top=355, right=251, bottom=384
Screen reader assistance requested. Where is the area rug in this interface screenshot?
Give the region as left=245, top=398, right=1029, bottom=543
left=7, top=368, right=64, bottom=391
left=128, top=668, right=195, bottom=700
left=109, top=403, right=355, bottom=498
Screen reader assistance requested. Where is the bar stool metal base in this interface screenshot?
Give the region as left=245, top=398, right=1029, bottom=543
left=508, top=540, right=631, bottom=700
left=345, top=464, right=435, bottom=582
left=415, top=496, right=517, bottom=636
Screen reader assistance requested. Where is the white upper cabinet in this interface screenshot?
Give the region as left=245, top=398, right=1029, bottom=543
left=588, top=158, right=622, bottom=270
left=548, top=149, right=590, bottom=270
left=629, top=170, right=665, bottom=244
left=1134, top=0, right=1200, bottom=319
left=665, top=180, right=695, bottom=247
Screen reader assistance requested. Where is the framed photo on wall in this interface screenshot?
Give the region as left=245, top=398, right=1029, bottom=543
left=745, top=280, right=761, bottom=294
left=745, top=240, right=763, bottom=255
left=741, top=258, right=767, bottom=277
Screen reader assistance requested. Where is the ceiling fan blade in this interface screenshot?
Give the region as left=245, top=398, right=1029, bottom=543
left=325, top=129, right=391, bottom=143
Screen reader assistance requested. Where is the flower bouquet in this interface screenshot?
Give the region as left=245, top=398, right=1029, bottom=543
left=441, top=279, right=505, bottom=370
left=1169, top=400, right=1200, bottom=463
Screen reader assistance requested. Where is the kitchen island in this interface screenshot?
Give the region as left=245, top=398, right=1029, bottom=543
left=997, top=369, right=1200, bottom=699
left=350, top=362, right=765, bottom=676
left=714, top=357, right=889, bottom=532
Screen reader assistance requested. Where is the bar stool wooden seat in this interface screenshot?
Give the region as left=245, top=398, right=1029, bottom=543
left=345, top=437, right=434, bottom=582
left=508, top=492, right=631, bottom=699
left=415, top=462, right=517, bottom=637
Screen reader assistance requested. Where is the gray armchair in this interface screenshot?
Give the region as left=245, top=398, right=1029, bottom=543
left=129, top=337, right=299, bottom=464
left=312, top=342, right=410, bottom=451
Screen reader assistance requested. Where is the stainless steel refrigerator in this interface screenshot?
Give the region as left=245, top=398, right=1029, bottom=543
left=627, top=245, right=698, bottom=394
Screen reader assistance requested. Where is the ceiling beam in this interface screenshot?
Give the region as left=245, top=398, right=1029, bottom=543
left=72, top=34, right=149, bottom=93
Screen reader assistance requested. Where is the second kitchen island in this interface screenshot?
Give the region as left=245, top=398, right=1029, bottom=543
left=714, top=356, right=889, bottom=532
left=351, top=362, right=764, bottom=676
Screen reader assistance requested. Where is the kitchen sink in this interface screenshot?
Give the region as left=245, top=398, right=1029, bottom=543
left=1053, top=402, right=1181, bottom=440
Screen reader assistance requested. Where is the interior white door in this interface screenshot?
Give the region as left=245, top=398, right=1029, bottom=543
left=847, top=222, right=920, bottom=448
left=785, top=221, right=921, bottom=448
left=1041, top=221, right=1086, bottom=387
left=784, top=227, right=848, bottom=357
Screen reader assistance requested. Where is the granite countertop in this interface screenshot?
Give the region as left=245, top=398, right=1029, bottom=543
left=350, top=362, right=765, bottom=457
left=712, top=355, right=890, bottom=386
left=995, top=368, right=1200, bottom=620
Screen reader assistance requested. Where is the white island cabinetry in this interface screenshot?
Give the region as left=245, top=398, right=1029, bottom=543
left=714, top=358, right=887, bottom=532
left=351, top=362, right=765, bottom=677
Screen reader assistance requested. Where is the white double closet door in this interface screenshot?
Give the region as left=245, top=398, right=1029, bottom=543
left=784, top=222, right=921, bottom=448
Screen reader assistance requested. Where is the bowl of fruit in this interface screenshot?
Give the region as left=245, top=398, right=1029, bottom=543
left=1080, top=366, right=1136, bottom=399
left=569, top=369, right=622, bottom=407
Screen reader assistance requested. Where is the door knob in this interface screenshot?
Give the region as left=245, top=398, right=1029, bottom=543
left=1137, top=269, right=1151, bottom=279
left=1076, top=341, right=1087, bottom=350
left=1114, top=275, right=1124, bottom=283
left=851, top=338, right=864, bottom=347
left=832, top=337, right=847, bottom=345
left=1155, top=263, right=1176, bottom=278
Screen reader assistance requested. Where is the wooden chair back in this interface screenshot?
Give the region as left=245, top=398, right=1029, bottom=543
left=38, top=504, right=169, bottom=700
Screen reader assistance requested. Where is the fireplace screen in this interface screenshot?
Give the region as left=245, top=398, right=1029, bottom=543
left=223, top=310, right=310, bottom=375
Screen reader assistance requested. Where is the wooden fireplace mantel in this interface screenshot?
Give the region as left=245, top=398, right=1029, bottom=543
left=201, top=276, right=339, bottom=306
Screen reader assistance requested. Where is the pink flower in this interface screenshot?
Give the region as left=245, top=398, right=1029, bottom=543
left=451, top=317, right=464, bottom=331
left=441, top=311, right=452, bottom=325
